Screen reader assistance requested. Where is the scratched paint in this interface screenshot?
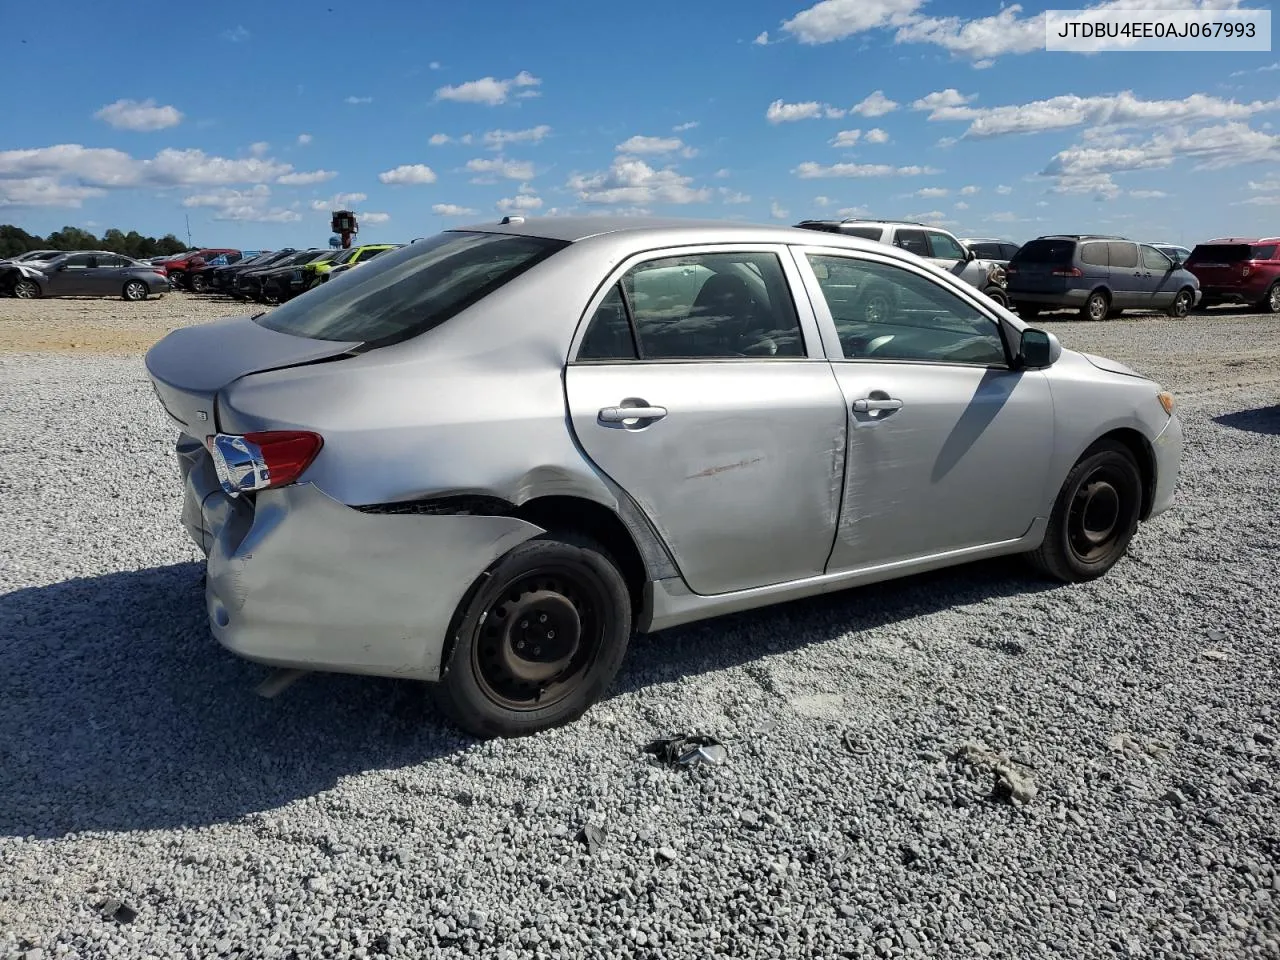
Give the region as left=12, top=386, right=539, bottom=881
left=685, top=456, right=763, bottom=481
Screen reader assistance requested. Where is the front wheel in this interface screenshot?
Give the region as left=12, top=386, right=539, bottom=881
left=984, top=286, right=1010, bottom=308
left=189, top=274, right=207, bottom=293
left=12, top=278, right=40, bottom=299
left=1259, top=282, right=1280, bottom=315
left=1167, top=288, right=1194, bottom=318
left=122, top=280, right=148, bottom=301
left=1027, top=439, right=1143, bottom=583
left=434, top=535, right=632, bottom=738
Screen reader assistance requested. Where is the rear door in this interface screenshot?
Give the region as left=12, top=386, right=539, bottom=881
left=563, top=244, right=850, bottom=596
left=88, top=255, right=130, bottom=296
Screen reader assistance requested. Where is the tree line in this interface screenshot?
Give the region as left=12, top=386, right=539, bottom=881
left=0, top=224, right=192, bottom=260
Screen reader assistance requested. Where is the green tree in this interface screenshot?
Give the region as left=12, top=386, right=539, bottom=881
left=46, top=226, right=100, bottom=250
left=101, top=228, right=128, bottom=254
left=0, top=225, right=43, bottom=259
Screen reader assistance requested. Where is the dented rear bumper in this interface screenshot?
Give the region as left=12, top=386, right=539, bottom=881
left=176, top=437, right=543, bottom=681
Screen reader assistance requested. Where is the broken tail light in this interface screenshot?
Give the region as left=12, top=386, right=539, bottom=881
left=206, top=431, right=324, bottom=497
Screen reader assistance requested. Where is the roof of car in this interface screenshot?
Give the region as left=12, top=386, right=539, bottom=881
left=1203, top=236, right=1280, bottom=244
left=452, top=215, right=894, bottom=246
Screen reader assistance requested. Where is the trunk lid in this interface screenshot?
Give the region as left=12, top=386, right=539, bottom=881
left=145, top=315, right=359, bottom=435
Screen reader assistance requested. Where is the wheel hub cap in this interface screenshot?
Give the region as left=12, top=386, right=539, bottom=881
left=1079, top=481, right=1120, bottom=545
left=498, top=591, right=581, bottom=685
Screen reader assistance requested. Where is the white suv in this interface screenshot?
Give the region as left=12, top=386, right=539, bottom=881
left=796, top=218, right=1010, bottom=307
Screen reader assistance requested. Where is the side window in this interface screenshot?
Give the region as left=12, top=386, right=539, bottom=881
left=103, top=255, right=129, bottom=268
left=926, top=231, right=966, bottom=261
left=577, top=284, right=637, bottom=361
left=1141, top=245, right=1172, bottom=271
left=805, top=253, right=1007, bottom=367
left=63, top=254, right=95, bottom=269
left=356, top=248, right=383, bottom=262
left=1253, top=244, right=1277, bottom=261
left=893, top=229, right=929, bottom=257
left=1108, top=242, right=1139, bottom=269
left=1080, top=242, right=1108, bottom=267
left=580, top=251, right=806, bottom=360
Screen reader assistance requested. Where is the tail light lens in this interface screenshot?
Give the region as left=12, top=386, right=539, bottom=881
left=1051, top=266, right=1084, bottom=277
left=1004, top=264, right=1018, bottom=275
left=206, top=431, right=324, bottom=497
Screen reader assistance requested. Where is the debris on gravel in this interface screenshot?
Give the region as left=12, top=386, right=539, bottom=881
left=1, top=309, right=1279, bottom=958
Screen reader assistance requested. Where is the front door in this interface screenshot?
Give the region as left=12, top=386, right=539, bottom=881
left=1141, top=244, right=1179, bottom=309
left=1106, top=241, right=1146, bottom=308
left=47, top=253, right=98, bottom=295
left=564, top=246, right=849, bottom=596
left=794, top=248, right=1055, bottom=571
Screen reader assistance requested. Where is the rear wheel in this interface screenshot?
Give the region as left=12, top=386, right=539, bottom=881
left=169, top=270, right=186, bottom=290
left=12, top=278, right=40, bottom=299
left=1027, top=439, right=1143, bottom=583
left=1082, top=290, right=1109, bottom=321
left=190, top=274, right=207, bottom=293
left=434, top=535, right=632, bottom=739
left=984, top=286, right=1010, bottom=308
left=122, top=280, right=148, bottom=301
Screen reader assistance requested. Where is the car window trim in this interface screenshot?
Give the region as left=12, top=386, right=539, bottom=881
left=568, top=243, right=825, bottom=365
left=785, top=243, right=1015, bottom=368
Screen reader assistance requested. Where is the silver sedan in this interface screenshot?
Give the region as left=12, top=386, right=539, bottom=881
left=144, top=217, right=1182, bottom=738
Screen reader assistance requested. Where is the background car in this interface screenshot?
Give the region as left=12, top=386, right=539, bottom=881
left=1006, top=235, right=1200, bottom=320
left=163, top=248, right=241, bottom=290
left=963, top=237, right=1021, bottom=268
left=232, top=248, right=323, bottom=301
left=309, top=243, right=399, bottom=287
left=1150, top=242, right=1192, bottom=268
left=795, top=218, right=1011, bottom=307
left=144, top=216, right=1181, bottom=739
left=187, top=250, right=269, bottom=293
left=1183, top=237, right=1280, bottom=313
left=11, top=250, right=170, bottom=300
left=260, top=249, right=341, bottom=302
left=211, top=249, right=298, bottom=296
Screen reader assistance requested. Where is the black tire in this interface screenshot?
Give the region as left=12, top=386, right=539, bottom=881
left=12, top=278, right=40, bottom=299
left=190, top=274, right=207, bottom=293
left=169, top=270, right=186, bottom=290
left=984, top=286, right=1010, bottom=308
left=122, top=280, right=148, bottom=302
left=433, top=535, right=632, bottom=738
left=1014, top=302, right=1040, bottom=318
left=1027, top=439, right=1143, bottom=583
left=1081, top=290, right=1109, bottom=321
left=1167, top=287, right=1194, bottom=318
left=1259, top=282, right=1280, bottom=315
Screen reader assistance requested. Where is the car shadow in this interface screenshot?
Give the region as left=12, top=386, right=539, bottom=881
left=1214, top=405, right=1280, bottom=436
left=0, top=556, right=1057, bottom=839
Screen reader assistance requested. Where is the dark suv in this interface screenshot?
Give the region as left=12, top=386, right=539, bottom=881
left=1006, top=235, right=1201, bottom=321
left=1183, top=237, right=1280, bottom=314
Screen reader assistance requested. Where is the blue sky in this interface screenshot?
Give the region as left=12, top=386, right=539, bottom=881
left=2, top=0, right=1277, bottom=248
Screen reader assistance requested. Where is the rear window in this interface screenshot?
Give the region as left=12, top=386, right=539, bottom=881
left=1188, top=244, right=1252, bottom=263
left=1013, top=238, right=1074, bottom=264
left=253, top=230, right=568, bottom=346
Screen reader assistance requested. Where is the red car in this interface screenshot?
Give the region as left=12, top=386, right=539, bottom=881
left=1184, top=237, right=1280, bottom=314
left=162, top=248, right=241, bottom=289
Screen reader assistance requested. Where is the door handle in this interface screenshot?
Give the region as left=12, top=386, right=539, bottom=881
left=599, top=405, right=667, bottom=423
left=852, top=397, right=903, bottom=413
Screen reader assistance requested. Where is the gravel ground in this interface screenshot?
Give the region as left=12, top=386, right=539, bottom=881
left=1, top=301, right=1279, bottom=959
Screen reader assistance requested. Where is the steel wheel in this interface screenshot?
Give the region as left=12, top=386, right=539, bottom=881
left=12, top=279, right=39, bottom=299
left=1167, top=289, right=1193, bottom=318
left=123, top=280, right=148, bottom=301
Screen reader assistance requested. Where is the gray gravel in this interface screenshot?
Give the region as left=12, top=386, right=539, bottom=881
left=2, top=311, right=1279, bottom=959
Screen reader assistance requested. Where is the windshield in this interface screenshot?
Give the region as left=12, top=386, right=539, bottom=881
left=1013, top=238, right=1074, bottom=264
left=253, top=230, right=569, bottom=346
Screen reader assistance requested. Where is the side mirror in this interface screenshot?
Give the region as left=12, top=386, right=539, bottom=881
left=1017, top=327, right=1057, bottom=368
left=965, top=248, right=976, bottom=262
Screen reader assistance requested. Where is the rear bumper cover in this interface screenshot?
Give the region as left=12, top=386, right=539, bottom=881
left=1008, top=288, right=1089, bottom=307
left=177, top=437, right=544, bottom=680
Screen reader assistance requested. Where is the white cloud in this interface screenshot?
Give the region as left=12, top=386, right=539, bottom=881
left=1128, top=189, right=1168, bottom=199
left=674, top=121, right=699, bottom=132
left=94, top=99, right=183, bottom=132
left=1248, top=177, right=1280, bottom=191
left=249, top=141, right=270, bottom=157
left=429, top=133, right=452, bottom=146
left=360, top=212, right=392, bottom=224
left=378, top=163, right=438, bottom=185
left=921, top=90, right=1280, bottom=140
left=483, top=125, right=552, bottom=149
left=987, top=211, right=1023, bottom=223
left=767, top=100, right=827, bottom=123
left=309, top=192, right=367, bottom=211
left=181, top=184, right=301, bottom=222
left=497, top=193, right=544, bottom=212
left=568, top=156, right=710, bottom=205
left=0, top=144, right=309, bottom=189
left=1231, top=61, right=1279, bottom=77
left=838, top=205, right=871, bottom=217
left=864, top=128, right=890, bottom=144
left=276, top=169, right=337, bottom=185
left=616, top=135, right=689, bottom=155
left=794, top=161, right=941, bottom=178
left=904, top=209, right=956, bottom=226
left=0, top=177, right=105, bottom=208
left=344, top=96, right=373, bottom=105
left=429, top=61, right=442, bottom=70
left=954, top=201, right=969, bottom=210
left=714, top=168, right=731, bottom=178
left=754, top=31, right=770, bottom=45
left=996, top=184, right=1013, bottom=195
left=221, top=25, right=250, bottom=42
left=1234, top=194, right=1280, bottom=205
left=770, top=200, right=789, bottom=219
left=1043, top=122, right=1280, bottom=182
left=910, top=89, right=974, bottom=111
left=917, top=187, right=949, bottom=198
left=894, top=6, right=1046, bottom=59
left=719, top=188, right=751, bottom=204
left=297, top=133, right=313, bottom=145
left=960, top=185, right=980, bottom=195
left=433, top=203, right=477, bottom=216
left=831, top=129, right=861, bottom=147
left=781, top=0, right=925, bottom=43
left=466, top=157, right=535, bottom=181
left=813, top=195, right=833, bottom=206
left=850, top=91, right=898, bottom=117
left=435, top=71, right=540, bottom=106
